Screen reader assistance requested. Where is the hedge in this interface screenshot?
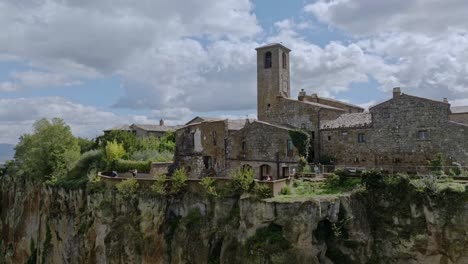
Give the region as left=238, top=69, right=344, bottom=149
left=112, top=159, right=151, bottom=173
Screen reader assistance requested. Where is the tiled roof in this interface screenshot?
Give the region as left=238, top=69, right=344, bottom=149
left=317, top=96, right=364, bottom=110
left=451, top=106, right=468, bottom=114
left=227, top=119, right=251, bottom=131
left=320, top=113, right=372, bottom=129
left=283, top=98, right=345, bottom=111
left=185, top=116, right=223, bottom=125
left=131, top=124, right=183, bottom=132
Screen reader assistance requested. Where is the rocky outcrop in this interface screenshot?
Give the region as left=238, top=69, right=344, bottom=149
left=1, top=176, right=467, bottom=264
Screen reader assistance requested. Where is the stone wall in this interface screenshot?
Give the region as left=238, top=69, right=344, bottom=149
left=321, top=93, right=468, bottom=167
left=174, top=120, right=228, bottom=178
left=228, top=121, right=299, bottom=179
left=450, top=113, right=468, bottom=125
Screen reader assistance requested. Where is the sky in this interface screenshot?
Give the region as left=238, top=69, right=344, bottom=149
left=1, top=0, right=468, bottom=144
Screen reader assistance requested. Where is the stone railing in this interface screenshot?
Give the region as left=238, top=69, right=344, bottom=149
left=98, top=172, right=292, bottom=197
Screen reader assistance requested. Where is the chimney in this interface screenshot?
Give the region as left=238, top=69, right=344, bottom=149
left=298, top=89, right=306, bottom=101
left=159, top=119, right=164, bottom=126
left=443, top=98, right=448, bottom=103
left=393, top=87, right=401, bottom=99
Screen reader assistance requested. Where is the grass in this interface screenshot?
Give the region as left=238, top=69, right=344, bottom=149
left=269, top=178, right=362, bottom=202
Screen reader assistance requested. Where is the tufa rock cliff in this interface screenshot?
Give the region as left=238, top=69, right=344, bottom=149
left=1, top=176, right=468, bottom=264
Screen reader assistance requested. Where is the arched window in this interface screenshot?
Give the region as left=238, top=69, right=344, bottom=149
left=282, top=52, right=287, bottom=69
left=264, top=51, right=272, bottom=68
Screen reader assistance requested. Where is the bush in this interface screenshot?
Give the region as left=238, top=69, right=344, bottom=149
left=231, top=167, right=255, bottom=193
left=427, top=153, right=445, bottom=175
left=200, top=177, right=217, bottom=197
left=171, top=168, right=188, bottom=194
left=113, top=159, right=151, bottom=173
left=297, top=156, right=308, bottom=173
left=131, top=149, right=173, bottom=162
left=361, top=170, right=385, bottom=190
left=54, top=149, right=104, bottom=189
left=319, top=154, right=336, bottom=165
left=280, top=186, right=292, bottom=195
left=253, top=183, right=272, bottom=199
left=105, top=140, right=126, bottom=167
left=325, top=174, right=340, bottom=188
left=150, top=174, right=167, bottom=196
left=116, top=178, right=139, bottom=197
left=288, top=129, right=311, bottom=158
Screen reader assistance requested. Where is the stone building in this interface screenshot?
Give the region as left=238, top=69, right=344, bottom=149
left=321, top=88, right=468, bottom=167
left=450, top=106, right=468, bottom=125
left=173, top=43, right=468, bottom=179
left=104, top=119, right=182, bottom=139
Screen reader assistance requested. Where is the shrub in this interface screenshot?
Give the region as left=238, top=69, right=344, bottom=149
left=171, top=168, right=188, bottom=194
left=319, top=154, right=336, bottom=165
left=253, top=183, right=272, bottom=199
left=297, top=156, right=308, bottom=173
left=200, top=177, right=217, bottom=197
left=325, top=174, right=340, bottom=188
left=116, top=178, right=139, bottom=197
left=105, top=140, right=126, bottom=166
left=54, top=149, right=104, bottom=190
left=288, top=129, right=310, bottom=158
left=113, top=159, right=151, bottom=173
left=361, top=170, right=385, bottom=190
left=131, top=149, right=173, bottom=162
left=231, top=167, right=255, bottom=193
left=280, top=186, right=292, bottom=195
left=87, top=169, right=106, bottom=193
left=427, top=153, right=445, bottom=175
left=150, top=174, right=167, bottom=196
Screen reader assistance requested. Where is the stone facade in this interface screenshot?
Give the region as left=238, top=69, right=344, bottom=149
left=321, top=90, right=468, bottom=167
left=450, top=106, right=468, bottom=125
left=173, top=43, right=468, bottom=178
left=228, top=121, right=300, bottom=179
left=174, top=120, right=230, bottom=178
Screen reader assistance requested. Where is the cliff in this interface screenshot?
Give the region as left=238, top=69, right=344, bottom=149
left=1, top=176, right=468, bottom=264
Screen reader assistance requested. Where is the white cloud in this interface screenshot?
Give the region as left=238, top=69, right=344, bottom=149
left=305, top=0, right=468, bottom=36
left=0, top=71, right=80, bottom=91
left=0, top=97, right=163, bottom=144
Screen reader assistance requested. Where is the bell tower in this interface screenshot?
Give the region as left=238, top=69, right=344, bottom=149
left=256, top=43, right=291, bottom=121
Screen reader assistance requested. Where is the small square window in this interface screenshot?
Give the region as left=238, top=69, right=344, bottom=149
left=358, top=133, right=365, bottom=143
left=418, top=130, right=428, bottom=140
left=327, top=136, right=332, bottom=141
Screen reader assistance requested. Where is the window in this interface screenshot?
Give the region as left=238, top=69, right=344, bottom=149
left=282, top=52, right=287, bottom=69
left=418, top=130, right=428, bottom=140
left=241, top=140, right=246, bottom=152
left=358, top=133, right=365, bottom=143
left=203, top=156, right=212, bottom=169
left=287, top=139, right=294, bottom=157
left=212, top=131, right=217, bottom=146
left=311, top=131, right=315, bottom=141
left=327, top=135, right=331, bottom=141
left=265, top=51, right=272, bottom=68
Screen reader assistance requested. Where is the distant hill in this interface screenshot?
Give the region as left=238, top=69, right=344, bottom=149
left=0, top=143, right=15, bottom=165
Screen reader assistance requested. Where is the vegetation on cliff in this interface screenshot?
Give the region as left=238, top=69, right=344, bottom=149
left=2, top=118, right=175, bottom=191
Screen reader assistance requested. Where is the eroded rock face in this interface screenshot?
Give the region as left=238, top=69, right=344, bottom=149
left=1, top=176, right=467, bottom=264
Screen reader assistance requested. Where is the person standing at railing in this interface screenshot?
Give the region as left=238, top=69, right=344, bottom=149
left=132, top=169, right=137, bottom=178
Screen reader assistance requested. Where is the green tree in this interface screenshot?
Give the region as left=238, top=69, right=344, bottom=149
left=97, top=130, right=141, bottom=155
left=77, top=137, right=96, bottom=153
left=105, top=140, right=126, bottom=166
left=171, top=168, right=188, bottom=194
left=14, top=118, right=80, bottom=181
